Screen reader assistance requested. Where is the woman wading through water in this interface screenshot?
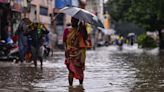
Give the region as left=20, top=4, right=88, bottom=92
left=64, top=17, right=90, bottom=86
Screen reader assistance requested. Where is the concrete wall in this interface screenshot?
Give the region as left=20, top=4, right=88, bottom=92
left=29, top=0, right=54, bottom=30
left=85, top=0, right=104, bottom=20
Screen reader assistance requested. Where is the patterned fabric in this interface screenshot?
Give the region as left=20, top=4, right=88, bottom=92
left=63, top=28, right=70, bottom=43
left=65, top=28, right=85, bottom=79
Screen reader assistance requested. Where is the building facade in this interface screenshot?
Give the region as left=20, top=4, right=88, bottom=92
left=53, top=0, right=80, bottom=47
left=29, top=0, right=54, bottom=31
left=85, top=0, right=104, bottom=20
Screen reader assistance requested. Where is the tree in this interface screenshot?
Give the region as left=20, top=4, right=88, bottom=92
left=106, top=0, right=164, bottom=49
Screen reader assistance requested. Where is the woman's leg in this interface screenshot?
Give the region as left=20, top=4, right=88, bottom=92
left=68, top=71, right=74, bottom=86
left=38, top=46, right=44, bottom=67
left=79, top=79, right=83, bottom=85
left=79, top=71, right=84, bottom=85
left=67, top=64, right=74, bottom=86
left=34, top=59, right=37, bottom=67
left=39, top=57, right=43, bottom=67
left=31, top=46, right=37, bottom=67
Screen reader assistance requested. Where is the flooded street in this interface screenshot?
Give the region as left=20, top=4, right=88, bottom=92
left=0, top=45, right=164, bottom=92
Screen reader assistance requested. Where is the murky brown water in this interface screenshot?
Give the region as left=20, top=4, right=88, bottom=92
left=0, top=45, right=164, bottom=92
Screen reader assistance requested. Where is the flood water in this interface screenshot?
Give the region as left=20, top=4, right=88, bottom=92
left=0, top=45, right=164, bottom=92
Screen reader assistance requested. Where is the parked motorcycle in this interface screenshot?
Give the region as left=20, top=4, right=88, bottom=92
left=0, top=40, right=19, bottom=60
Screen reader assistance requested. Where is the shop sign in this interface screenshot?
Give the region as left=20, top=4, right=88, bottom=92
left=11, top=0, right=28, bottom=12
left=12, top=3, right=22, bottom=12
left=0, top=0, right=8, bottom=3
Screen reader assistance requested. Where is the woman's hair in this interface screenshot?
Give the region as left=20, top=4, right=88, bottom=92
left=71, top=17, right=88, bottom=40
left=79, top=22, right=88, bottom=40
left=66, top=23, right=71, bottom=27
left=71, top=17, right=79, bottom=28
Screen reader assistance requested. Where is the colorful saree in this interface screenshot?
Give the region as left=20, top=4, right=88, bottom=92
left=65, top=28, right=85, bottom=80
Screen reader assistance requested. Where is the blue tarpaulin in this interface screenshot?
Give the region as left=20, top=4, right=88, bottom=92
left=55, top=0, right=72, bottom=9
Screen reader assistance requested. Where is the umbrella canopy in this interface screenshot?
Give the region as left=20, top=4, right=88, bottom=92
left=58, top=7, right=104, bottom=28
left=128, top=33, right=135, bottom=36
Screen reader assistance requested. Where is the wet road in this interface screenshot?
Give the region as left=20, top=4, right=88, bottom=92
left=0, top=45, right=164, bottom=92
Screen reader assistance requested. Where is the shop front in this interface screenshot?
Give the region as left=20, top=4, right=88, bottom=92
left=0, top=2, right=11, bottom=40
left=0, top=0, right=23, bottom=40
left=0, top=0, right=30, bottom=40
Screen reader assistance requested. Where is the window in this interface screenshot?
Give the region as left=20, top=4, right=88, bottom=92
left=54, top=13, right=65, bottom=25
left=40, top=6, right=48, bottom=16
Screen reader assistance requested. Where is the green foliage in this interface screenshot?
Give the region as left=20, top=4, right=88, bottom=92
left=106, top=0, right=164, bottom=31
left=137, top=34, right=157, bottom=48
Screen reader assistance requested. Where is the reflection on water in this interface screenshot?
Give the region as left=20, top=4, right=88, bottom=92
left=116, top=47, right=164, bottom=92
left=127, top=52, right=164, bottom=92
left=0, top=66, right=44, bottom=91
left=0, top=45, right=164, bottom=92
left=68, top=86, right=85, bottom=92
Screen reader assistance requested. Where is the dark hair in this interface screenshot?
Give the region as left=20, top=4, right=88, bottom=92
left=71, top=17, right=79, bottom=28
left=79, top=22, right=88, bottom=40
left=66, top=23, right=71, bottom=27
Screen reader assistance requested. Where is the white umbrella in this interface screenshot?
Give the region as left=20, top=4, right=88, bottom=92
left=58, top=7, right=104, bottom=28
left=128, top=33, right=135, bottom=36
